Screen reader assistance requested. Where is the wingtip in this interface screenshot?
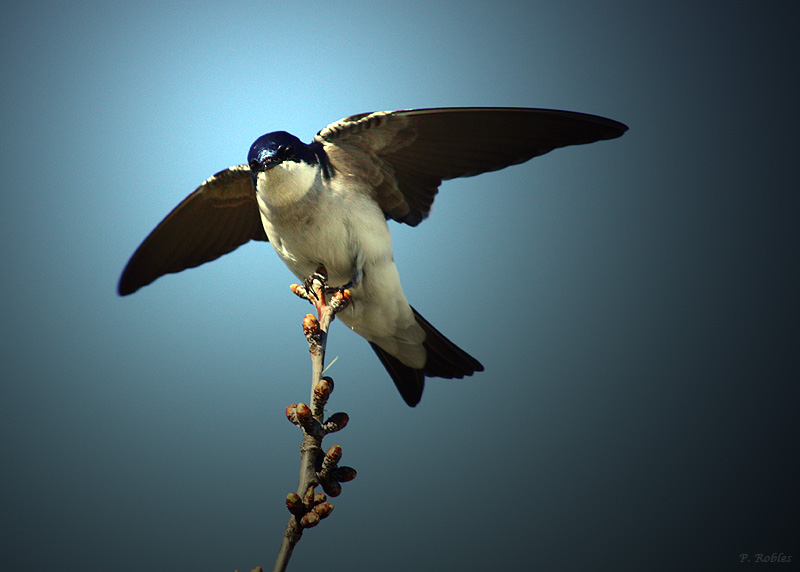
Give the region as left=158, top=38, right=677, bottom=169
left=613, top=120, right=630, bottom=137
left=117, top=271, right=140, bottom=296
left=589, top=115, right=628, bottom=141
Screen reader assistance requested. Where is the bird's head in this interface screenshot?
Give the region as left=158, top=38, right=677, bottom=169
left=247, top=131, right=317, bottom=173
left=247, top=131, right=320, bottom=203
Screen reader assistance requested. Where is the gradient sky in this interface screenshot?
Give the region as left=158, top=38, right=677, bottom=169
left=2, top=1, right=797, bottom=571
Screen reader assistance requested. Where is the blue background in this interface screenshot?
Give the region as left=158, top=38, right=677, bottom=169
left=2, top=1, right=797, bottom=570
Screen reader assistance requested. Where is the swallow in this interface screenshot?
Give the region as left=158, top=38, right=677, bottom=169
left=119, top=107, right=627, bottom=405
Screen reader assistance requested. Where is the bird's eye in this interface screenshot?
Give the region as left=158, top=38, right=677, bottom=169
left=278, top=145, right=296, bottom=160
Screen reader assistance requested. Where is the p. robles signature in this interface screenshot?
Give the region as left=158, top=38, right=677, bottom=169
left=739, top=553, right=793, bottom=564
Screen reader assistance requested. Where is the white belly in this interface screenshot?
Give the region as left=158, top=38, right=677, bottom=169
left=255, top=167, right=426, bottom=368
left=257, top=182, right=389, bottom=286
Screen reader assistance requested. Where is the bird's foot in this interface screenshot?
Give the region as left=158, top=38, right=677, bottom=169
left=291, top=267, right=351, bottom=320
left=303, top=267, right=329, bottom=301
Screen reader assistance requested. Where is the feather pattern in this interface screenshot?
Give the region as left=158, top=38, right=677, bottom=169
left=316, top=107, right=627, bottom=225
left=118, top=165, right=266, bottom=296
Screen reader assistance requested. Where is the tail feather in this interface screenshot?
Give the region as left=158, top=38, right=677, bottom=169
left=369, top=307, right=484, bottom=407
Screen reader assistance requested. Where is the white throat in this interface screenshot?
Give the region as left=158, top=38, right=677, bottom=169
left=254, top=160, right=320, bottom=209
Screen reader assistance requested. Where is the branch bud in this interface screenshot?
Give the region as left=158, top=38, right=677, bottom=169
left=285, top=404, right=299, bottom=425
left=303, top=485, right=316, bottom=508
left=290, top=283, right=308, bottom=299
left=329, top=288, right=351, bottom=313
left=333, top=466, right=357, bottom=483
left=295, top=403, right=312, bottom=426
left=312, top=502, right=334, bottom=519
left=321, top=480, right=342, bottom=497
left=323, top=412, right=349, bottom=433
left=313, top=377, right=333, bottom=400
left=300, top=512, right=320, bottom=528
left=302, top=314, right=320, bottom=334
left=285, top=492, right=304, bottom=516
left=324, top=445, right=343, bottom=466
left=303, top=314, right=322, bottom=352
left=313, top=493, right=327, bottom=505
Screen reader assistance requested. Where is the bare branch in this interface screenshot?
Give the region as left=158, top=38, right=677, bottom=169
left=272, top=269, right=356, bottom=572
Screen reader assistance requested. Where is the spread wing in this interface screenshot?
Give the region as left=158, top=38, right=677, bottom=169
left=315, top=107, right=628, bottom=226
left=118, top=165, right=267, bottom=296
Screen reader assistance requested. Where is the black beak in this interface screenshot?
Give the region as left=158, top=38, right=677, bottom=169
left=249, top=157, right=280, bottom=173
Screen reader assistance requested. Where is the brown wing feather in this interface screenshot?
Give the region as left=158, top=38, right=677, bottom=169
left=118, top=165, right=266, bottom=296
left=317, top=107, right=628, bottom=225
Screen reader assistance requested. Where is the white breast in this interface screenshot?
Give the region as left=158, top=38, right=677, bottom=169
left=254, top=161, right=391, bottom=285
left=254, top=159, right=425, bottom=368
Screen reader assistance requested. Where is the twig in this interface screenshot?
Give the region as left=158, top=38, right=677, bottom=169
left=272, top=268, right=356, bottom=572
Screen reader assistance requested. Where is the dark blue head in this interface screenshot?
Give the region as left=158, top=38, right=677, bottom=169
left=247, top=131, right=316, bottom=173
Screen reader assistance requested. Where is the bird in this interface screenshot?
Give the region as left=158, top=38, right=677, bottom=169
left=118, top=107, right=627, bottom=406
